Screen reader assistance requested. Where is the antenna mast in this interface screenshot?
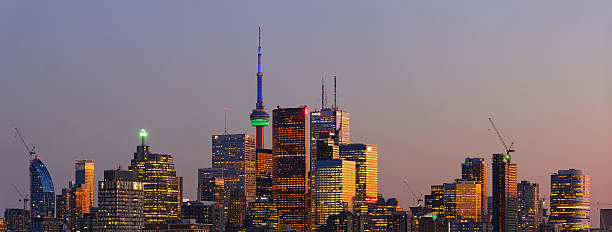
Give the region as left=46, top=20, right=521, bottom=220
left=333, top=75, right=337, bottom=110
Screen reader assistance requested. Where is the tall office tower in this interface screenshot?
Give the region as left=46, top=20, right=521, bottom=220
left=30, top=157, right=55, bottom=218
left=56, top=188, right=70, bottom=223
left=97, top=169, right=144, bottom=232
left=310, top=108, right=350, bottom=173
left=339, top=143, right=378, bottom=213
left=549, top=169, right=590, bottom=231
left=444, top=180, right=482, bottom=222
left=312, top=159, right=356, bottom=229
left=211, top=133, right=256, bottom=226
left=492, top=153, right=518, bottom=232
left=517, top=181, right=540, bottom=232
left=314, top=131, right=339, bottom=162
left=75, top=160, right=94, bottom=214
left=129, top=129, right=181, bottom=225
left=425, top=185, right=445, bottom=216
left=197, top=168, right=225, bottom=203
left=462, top=157, right=487, bottom=219
left=245, top=197, right=279, bottom=230
left=256, top=148, right=273, bottom=200
left=272, top=106, right=310, bottom=231
left=250, top=27, right=270, bottom=150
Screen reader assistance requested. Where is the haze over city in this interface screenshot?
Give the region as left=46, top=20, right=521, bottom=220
left=1, top=1, right=611, bottom=229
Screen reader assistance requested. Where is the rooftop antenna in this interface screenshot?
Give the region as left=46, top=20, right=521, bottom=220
left=224, top=107, right=229, bottom=134
left=321, top=75, right=325, bottom=109
left=333, top=75, right=337, bottom=110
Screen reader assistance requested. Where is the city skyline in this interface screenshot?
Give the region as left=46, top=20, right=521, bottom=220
left=2, top=1, right=612, bottom=228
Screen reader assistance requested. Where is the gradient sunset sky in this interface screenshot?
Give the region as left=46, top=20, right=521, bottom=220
left=1, top=1, right=611, bottom=226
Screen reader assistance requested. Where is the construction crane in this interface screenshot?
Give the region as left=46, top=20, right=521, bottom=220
left=488, top=118, right=515, bottom=155
left=10, top=183, right=29, bottom=210
left=14, top=127, right=36, bottom=159
left=402, top=178, right=423, bottom=207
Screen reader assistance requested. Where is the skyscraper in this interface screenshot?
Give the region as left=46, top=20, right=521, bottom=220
left=425, top=185, right=445, bottom=217
left=75, top=160, right=95, bottom=215
left=312, top=159, right=356, bottom=229
left=444, top=180, right=482, bottom=222
left=339, top=143, right=378, bottom=213
left=249, top=27, right=270, bottom=150
left=272, top=106, right=310, bottom=231
left=197, top=168, right=225, bottom=203
left=245, top=197, right=279, bottom=230
left=97, top=169, right=144, bottom=232
left=211, top=133, right=256, bottom=226
left=462, top=157, right=487, bottom=220
left=30, top=157, right=55, bottom=218
left=310, top=108, right=350, bottom=175
left=492, top=153, right=518, bottom=232
left=129, top=129, right=181, bottom=225
left=549, top=169, right=590, bottom=231
left=517, top=181, right=540, bottom=232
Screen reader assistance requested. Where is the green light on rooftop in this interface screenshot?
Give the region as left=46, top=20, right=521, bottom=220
left=250, top=118, right=269, bottom=126
left=140, top=129, right=148, bottom=138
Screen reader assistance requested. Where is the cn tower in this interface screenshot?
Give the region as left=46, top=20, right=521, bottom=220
left=249, top=27, right=270, bottom=149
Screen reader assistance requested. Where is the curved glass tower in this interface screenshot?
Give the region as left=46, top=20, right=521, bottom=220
left=30, top=157, right=55, bottom=218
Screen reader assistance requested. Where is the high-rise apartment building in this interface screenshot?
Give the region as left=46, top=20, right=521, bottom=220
left=312, top=159, right=356, bottom=229
left=97, top=169, right=144, bottom=231
left=549, top=169, right=590, bottom=231
left=272, top=106, right=310, bottom=231
left=492, top=153, right=518, bottom=232
left=462, top=157, right=487, bottom=219
left=517, top=181, right=540, bottom=232
left=211, top=133, right=256, bottom=226
left=30, top=157, right=55, bottom=218
left=75, top=160, right=95, bottom=214
left=129, top=129, right=181, bottom=225
left=197, top=168, right=225, bottom=203
left=339, top=143, right=378, bottom=213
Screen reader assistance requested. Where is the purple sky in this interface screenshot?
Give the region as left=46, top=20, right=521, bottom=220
left=1, top=1, right=611, bottom=226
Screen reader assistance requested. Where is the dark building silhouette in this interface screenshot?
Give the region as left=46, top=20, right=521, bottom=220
left=492, top=154, right=518, bottom=232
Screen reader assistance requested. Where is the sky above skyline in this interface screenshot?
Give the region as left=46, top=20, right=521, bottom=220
left=1, top=1, right=611, bottom=226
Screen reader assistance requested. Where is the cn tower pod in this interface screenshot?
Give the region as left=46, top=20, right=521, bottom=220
left=250, top=109, right=270, bottom=126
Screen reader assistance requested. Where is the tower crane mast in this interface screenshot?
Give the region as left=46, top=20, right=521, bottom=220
left=10, top=183, right=29, bottom=210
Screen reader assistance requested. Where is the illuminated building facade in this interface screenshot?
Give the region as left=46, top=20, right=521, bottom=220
left=245, top=197, right=279, bottom=230
left=462, top=157, right=487, bottom=219
left=272, top=106, right=310, bottom=231
left=312, top=159, right=356, bottom=229
left=444, top=180, right=482, bottom=222
left=197, top=168, right=225, bottom=203
left=129, top=129, right=181, bottom=225
left=549, top=169, right=590, bottom=231
left=211, top=133, right=256, bottom=226
left=425, top=185, right=445, bottom=217
left=75, top=160, right=95, bottom=214
left=492, top=153, right=518, bottom=232
left=30, top=157, right=55, bottom=218
left=517, top=181, right=540, bottom=232
left=310, top=108, right=350, bottom=173
left=4, top=208, right=30, bottom=232
left=256, top=148, right=273, bottom=200
left=339, top=143, right=378, bottom=213
left=97, top=169, right=144, bottom=231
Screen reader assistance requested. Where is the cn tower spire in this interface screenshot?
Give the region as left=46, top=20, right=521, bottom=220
left=250, top=26, right=270, bottom=149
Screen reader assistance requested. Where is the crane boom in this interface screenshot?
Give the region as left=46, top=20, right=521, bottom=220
left=488, top=118, right=515, bottom=154
left=10, top=183, right=28, bottom=210
left=14, top=127, right=35, bottom=158
left=402, top=178, right=423, bottom=206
